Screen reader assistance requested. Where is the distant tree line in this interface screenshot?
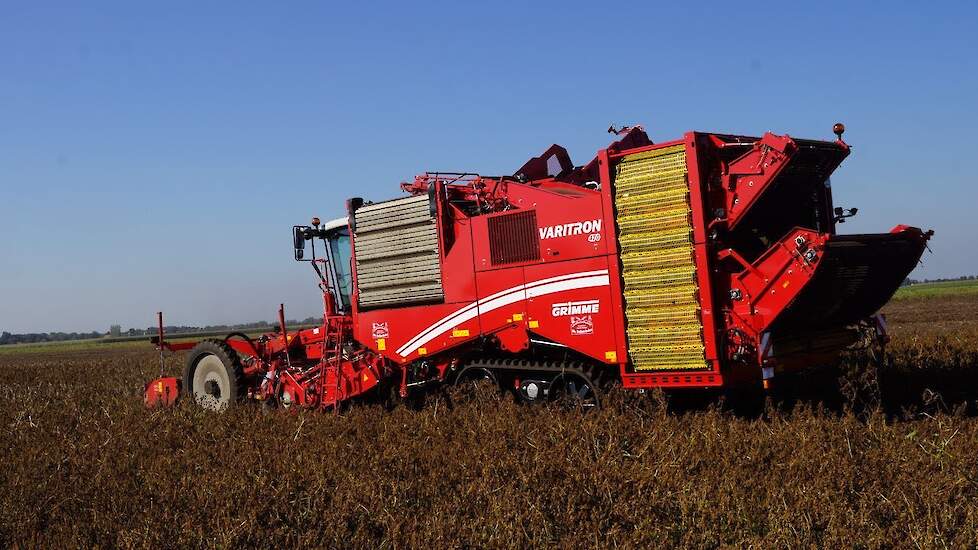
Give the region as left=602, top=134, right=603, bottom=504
left=0, top=316, right=325, bottom=346
left=0, top=331, right=104, bottom=346
left=903, top=275, right=977, bottom=286
left=130, top=316, right=324, bottom=337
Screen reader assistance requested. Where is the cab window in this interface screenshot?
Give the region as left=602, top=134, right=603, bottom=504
left=329, top=229, right=353, bottom=310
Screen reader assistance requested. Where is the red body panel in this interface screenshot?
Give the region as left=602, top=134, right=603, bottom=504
left=144, top=377, right=181, bottom=407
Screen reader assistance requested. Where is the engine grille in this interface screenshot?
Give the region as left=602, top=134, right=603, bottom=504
left=614, top=145, right=708, bottom=371
left=489, top=210, right=541, bottom=265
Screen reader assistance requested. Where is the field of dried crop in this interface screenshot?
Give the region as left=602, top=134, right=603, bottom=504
left=2, top=293, right=978, bottom=548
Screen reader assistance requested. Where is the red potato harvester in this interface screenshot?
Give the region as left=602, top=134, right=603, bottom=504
left=145, top=124, right=932, bottom=411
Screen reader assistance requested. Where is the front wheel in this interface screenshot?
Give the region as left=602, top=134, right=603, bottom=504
left=182, top=340, right=246, bottom=411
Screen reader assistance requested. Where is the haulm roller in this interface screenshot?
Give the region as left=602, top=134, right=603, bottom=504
left=144, top=123, right=932, bottom=410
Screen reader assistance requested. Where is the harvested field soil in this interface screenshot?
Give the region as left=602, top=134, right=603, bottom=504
left=2, top=294, right=978, bottom=548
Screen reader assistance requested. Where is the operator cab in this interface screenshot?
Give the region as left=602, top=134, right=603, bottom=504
left=293, top=216, right=353, bottom=312
left=326, top=221, right=353, bottom=310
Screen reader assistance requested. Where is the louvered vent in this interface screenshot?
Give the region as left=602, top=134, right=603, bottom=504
left=489, top=210, right=541, bottom=265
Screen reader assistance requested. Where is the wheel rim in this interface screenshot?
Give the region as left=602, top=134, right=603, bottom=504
left=280, top=388, right=295, bottom=409
left=550, top=373, right=598, bottom=409
left=192, top=354, right=232, bottom=411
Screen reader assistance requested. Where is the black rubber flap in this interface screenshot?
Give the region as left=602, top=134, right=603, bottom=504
left=772, top=231, right=927, bottom=331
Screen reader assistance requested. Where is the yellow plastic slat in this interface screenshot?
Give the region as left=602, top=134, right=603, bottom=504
left=616, top=194, right=690, bottom=219
left=614, top=146, right=708, bottom=371
left=622, top=266, right=697, bottom=291
left=625, top=305, right=701, bottom=324
left=621, top=247, right=695, bottom=272
left=619, top=228, right=693, bottom=253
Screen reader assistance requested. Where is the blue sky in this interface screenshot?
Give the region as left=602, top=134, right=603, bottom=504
left=1, top=1, right=976, bottom=333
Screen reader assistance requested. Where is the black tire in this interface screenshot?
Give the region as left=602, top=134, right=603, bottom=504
left=183, top=339, right=246, bottom=411
left=445, top=366, right=501, bottom=408
left=224, top=332, right=261, bottom=358
left=454, top=366, right=498, bottom=388
left=548, top=364, right=601, bottom=410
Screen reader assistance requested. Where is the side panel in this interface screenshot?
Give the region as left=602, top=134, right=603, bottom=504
left=474, top=266, right=528, bottom=349
left=469, top=183, right=619, bottom=363
left=523, top=257, right=618, bottom=364
left=470, top=185, right=608, bottom=269
left=598, top=149, right=629, bottom=369
left=353, top=196, right=479, bottom=363
left=356, top=301, right=478, bottom=362
left=439, top=206, right=479, bottom=304
left=684, top=133, right=721, bottom=371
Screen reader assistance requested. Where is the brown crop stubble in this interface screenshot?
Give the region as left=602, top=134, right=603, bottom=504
left=1, top=294, right=978, bottom=548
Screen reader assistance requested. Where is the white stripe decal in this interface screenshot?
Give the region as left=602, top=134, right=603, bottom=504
left=395, top=269, right=607, bottom=355
left=525, top=275, right=610, bottom=299
left=396, top=269, right=610, bottom=357
left=395, top=270, right=607, bottom=355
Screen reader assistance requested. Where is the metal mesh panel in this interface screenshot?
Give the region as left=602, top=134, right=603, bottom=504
left=354, top=195, right=444, bottom=308
left=488, top=210, right=541, bottom=265
left=614, top=145, right=708, bottom=371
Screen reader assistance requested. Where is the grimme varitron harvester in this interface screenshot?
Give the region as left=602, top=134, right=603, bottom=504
left=145, top=124, right=932, bottom=410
